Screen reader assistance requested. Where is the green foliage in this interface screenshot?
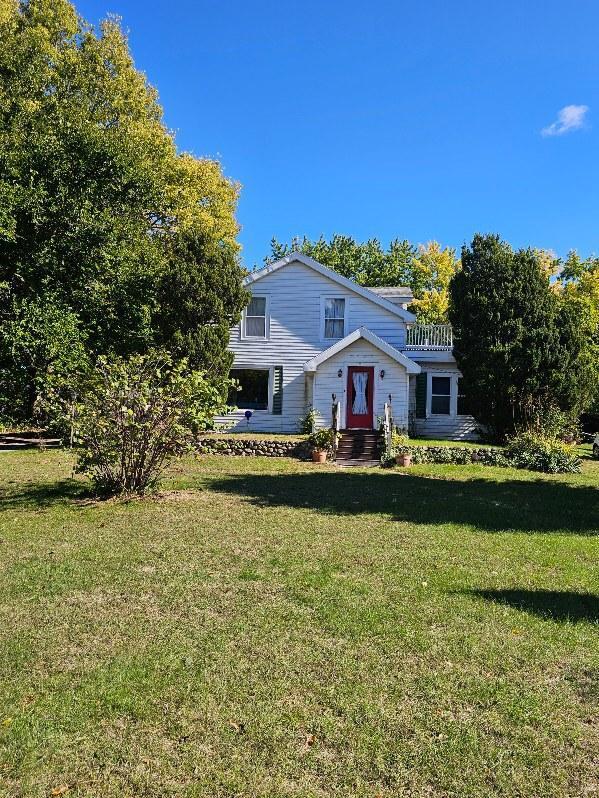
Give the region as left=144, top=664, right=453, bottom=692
left=516, top=399, right=579, bottom=441
left=383, top=443, right=509, bottom=468
left=266, top=235, right=459, bottom=323
left=555, top=252, right=599, bottom=414
left=449, top=234, right=592, bottom=441
left=409, top=242, right=460, bottom=323
left=74, top=351, right=228, bottom=494
left=505, top=432, right=581, bottom=474
left=390, top=429, right=410, bottom=454
left=298, top=406, right=317, bottom=434
left=0, top=0, right=246, bottom=421
left=267, top=234, right=416, bottom=287
left=308, top=427, right=335, bottom=454
left=385, top=434, right=579, bottom=474
left=154, top=232, right=249, bottom=375
left=0, top=295, right=89, bottom=426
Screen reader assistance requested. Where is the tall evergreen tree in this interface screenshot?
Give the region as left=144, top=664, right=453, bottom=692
left=449, top=234, right=592, bottom=440
left=0, top=0, right=247, bottom=420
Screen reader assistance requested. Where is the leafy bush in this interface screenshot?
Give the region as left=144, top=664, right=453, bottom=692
left=382, top=442, right=510, bottom=468
left=74, top=352, right=228, bottom=495
left=384, top=434, right=579, bottom=473
left=390, top=430, right=410, bottom=454
left=308, top=427, right=335, bottom=454
left=505, top=432, right=581, bottom=474
left=298, top=407, right=317, bottom=434
left=0, top=296, right=90, bottom=428
left=517, top=399, right=583, bottom=446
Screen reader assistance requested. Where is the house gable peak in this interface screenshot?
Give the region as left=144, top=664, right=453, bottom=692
left=244, top=253, right=416, bottom=322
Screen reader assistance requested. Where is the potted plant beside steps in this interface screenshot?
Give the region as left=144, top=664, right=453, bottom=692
left=308, top=428, right=335, bottom=463
left=392, top=431, right=412, bottom=467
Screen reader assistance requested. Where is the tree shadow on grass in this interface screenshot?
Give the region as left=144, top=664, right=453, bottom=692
left=207, top=471, right=599, bottom=535
left=462, top=589, right=599, bottom=623
left=0, top=479, right=90, bottom=511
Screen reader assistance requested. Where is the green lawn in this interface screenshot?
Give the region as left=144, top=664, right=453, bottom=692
left=0, top=452, right=597, bottom=798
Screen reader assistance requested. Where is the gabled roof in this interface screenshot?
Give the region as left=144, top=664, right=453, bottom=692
left=244, top=253, right=416, bottom=322
left=304, top=327, right=421, bottom=374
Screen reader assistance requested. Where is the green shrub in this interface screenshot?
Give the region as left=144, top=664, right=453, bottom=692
left=505, top=432, right=581, bottom=474
left=74, top=351, right=228, bottom=495
left=298, top=407, right=317, bottom=434
left=518, top=399, right=580, bottom=442
left=308, top=427, right=335, bottom=454
left=390, top=430, right=410, bottom=455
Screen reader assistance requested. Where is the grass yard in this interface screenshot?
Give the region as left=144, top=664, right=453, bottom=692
left=0, top=452, right=597, bottom=798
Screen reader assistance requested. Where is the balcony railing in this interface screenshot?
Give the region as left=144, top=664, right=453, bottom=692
left=406, top=324, right=453, bottom=350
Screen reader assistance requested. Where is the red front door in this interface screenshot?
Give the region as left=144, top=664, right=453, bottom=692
left=346, top=366, right=374, bottom=428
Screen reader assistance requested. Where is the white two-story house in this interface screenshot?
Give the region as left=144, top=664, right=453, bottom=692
left=218, top=253, right=477, bottom=440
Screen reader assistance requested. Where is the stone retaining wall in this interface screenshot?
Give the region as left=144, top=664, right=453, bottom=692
left=197, top=437, right=311, bottom=459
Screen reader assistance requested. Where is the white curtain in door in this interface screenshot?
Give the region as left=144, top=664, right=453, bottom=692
left=352, top=372, right=368, bottom=415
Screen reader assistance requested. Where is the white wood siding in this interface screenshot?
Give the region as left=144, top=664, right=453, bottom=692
left=217, top=261, right=408, bottom=433
left=312, top=339, right=409, bottom=430
left=409, top=363, right=479, bottom=441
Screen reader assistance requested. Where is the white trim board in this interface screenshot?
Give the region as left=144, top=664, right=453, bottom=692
left=304, top=327, right=421, bottom=374
left=244, top=253, right=417, bottom=323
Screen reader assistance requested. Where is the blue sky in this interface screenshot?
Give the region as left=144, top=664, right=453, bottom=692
left=78, top=0, right=599, bottom=268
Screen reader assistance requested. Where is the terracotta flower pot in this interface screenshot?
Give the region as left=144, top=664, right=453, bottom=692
left=312, top=449, right=327, bottom=463
left=395, top=452, right=412, bottom=467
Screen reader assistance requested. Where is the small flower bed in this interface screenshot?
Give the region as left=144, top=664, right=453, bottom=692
left=384, top=432, right=581, bottom=474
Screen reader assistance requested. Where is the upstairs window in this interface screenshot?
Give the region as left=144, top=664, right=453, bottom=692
left=431, top=376, right=451, bottom=415
left=323, top=298, right=346, bottom=339
left=244, top=297, right=267, bottom=338
left=229, top=368, right=269, bottom=410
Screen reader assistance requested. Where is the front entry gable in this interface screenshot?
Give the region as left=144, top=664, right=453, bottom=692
left=303, top=327, right=421, bottom=374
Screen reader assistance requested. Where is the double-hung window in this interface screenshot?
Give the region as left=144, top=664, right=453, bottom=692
left=244, top=297, right=268, bottom=338
left=323, top=298, right=346, bottom=339
left=430, top=376, right=451, bottom=415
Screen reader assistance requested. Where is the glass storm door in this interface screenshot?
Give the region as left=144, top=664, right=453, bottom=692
left=346, top=366, right=374, bottom=428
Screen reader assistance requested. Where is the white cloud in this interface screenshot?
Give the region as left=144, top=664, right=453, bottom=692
left=541, top=104, right=589, bottom=137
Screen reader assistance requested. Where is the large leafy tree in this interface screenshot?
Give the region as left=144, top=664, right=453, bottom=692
left=266, top=235, right=458, bottom=322
left=267, top=234, right=417, bottom=287
left=555, top=252, right=599, bottom=414
left=0, top=0, right=247, bottom=421
left=409, top=241, right=460, bottom=323
left=449, top=234, right=593, bottom=440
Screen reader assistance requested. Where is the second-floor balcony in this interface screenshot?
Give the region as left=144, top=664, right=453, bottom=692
left=406, top=323, right=453, bottom=350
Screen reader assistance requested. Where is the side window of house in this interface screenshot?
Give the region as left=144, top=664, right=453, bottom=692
left=323, top=298, right=345, bottom=339
left=229, top=369, right=269, bottom=410
left=244, top=297, right=267, bottom=338
left=430, top=376, right=451, bottom=415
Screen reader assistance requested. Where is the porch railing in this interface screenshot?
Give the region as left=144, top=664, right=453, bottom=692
left=383, top=400, right=393, bottom=459
left=406, top=324, right=453, bottom=350
left=331, top=398, right=341, bottom=455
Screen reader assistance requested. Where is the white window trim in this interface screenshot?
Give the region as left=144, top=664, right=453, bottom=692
left=241, top=295, right=270, bottom=340
left=229, top=365, right=273, bottom=413
left=320, top=296, right=348, bottom=341
left=427, top=371, right=459, bottom=417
